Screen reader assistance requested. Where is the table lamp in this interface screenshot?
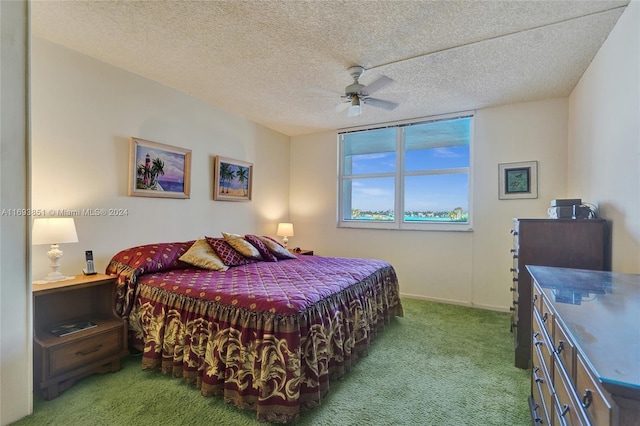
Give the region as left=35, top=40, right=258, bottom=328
left=276, top=222, right=294, bottom=248
left=32, top=217, right=79, bottom=282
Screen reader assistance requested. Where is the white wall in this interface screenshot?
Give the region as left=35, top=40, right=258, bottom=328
left=31, top=37, right=291, bottom=279
left=290, top=98, right=569, bottom=311
left=568, top=0, right=640, bottom=273
left=0, top=1, right=31, bottom=424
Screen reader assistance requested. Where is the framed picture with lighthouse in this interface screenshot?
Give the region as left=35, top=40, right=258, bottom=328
left=128, top=137, right=192, bottom=199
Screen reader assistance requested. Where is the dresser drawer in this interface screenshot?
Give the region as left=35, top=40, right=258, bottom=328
left=532, top=343, right=553, bottom=425
left=553, top=354, right=589, bottom=426
left=576, top=352, right=614, bottom=426
left=554, top=318, right=576, bottom=384
left=532, top=285, right=543, bottom=313
left=533, top=310, right=553, bottom=371
left=49, top=328, right=122, bottom=377
left=540, top=297, right=554, bottom=339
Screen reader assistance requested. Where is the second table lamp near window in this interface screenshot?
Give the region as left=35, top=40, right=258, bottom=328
left=276, top=222, right=294, bottom=248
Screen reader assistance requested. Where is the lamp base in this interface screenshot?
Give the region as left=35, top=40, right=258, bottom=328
left=33, top=244, right=75, bottom=284
left=33, top=273, right=75, bottom=285
left=282, top=236, right=289, bottom=248
left=44, top=271, right=75, bottom=282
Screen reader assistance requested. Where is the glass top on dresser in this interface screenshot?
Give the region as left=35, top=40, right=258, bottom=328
left=526, top=265, right=640, bottom=394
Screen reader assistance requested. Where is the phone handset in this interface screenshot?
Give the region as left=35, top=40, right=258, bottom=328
left=83, top=250, right=97, bottom=275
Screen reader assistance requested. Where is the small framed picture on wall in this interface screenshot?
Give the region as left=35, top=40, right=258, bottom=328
left=498, top=161, right=538, bottom=200
left=213, top=156, right=253, bottom=201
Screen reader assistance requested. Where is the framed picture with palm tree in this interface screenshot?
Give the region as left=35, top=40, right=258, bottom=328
left=213, top=156, right=253, bottom=201
left=128, top=137, right=191, bottom=199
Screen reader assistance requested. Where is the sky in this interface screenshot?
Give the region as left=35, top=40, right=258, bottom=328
left=344, top=117, right=470, bottom=213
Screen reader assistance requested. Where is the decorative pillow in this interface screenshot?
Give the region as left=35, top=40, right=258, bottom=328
left=244, top=234, right=278, bottom=262
left=179, top=239, right=228, bottom=271
left=257, top=236, right=297, bottom=259
left=222, top=232, right=263, bottom=260
left=205, top=237, right=256, bottom=266
left=106, top=241, right=194, bottom=274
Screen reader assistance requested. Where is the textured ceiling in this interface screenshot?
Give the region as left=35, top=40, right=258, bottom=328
left=31, top=0, right=628, bottom=136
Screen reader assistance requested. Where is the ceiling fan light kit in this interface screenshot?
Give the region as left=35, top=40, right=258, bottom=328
left=339, top=65, right=398, bottom=117
left=348, top=94, right=361, bottom=117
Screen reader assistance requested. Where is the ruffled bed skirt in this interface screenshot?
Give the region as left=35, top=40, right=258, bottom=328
left=127, top=266, right=403, bottom=423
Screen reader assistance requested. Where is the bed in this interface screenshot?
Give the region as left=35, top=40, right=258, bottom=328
left=106, top=237, right=403, bottom=423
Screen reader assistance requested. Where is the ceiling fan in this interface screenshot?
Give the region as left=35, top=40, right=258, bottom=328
left=337, top=66, right=398, bottom=117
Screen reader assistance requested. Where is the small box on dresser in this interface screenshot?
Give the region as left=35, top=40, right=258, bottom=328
left=33, top=273, right=128, bottom=400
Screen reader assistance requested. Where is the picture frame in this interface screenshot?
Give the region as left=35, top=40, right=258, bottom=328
left=498, top=161, right=538, bottom=200
left=128, top=137, right=191, bottom=199
left=213, top=156, right=253, bottom=201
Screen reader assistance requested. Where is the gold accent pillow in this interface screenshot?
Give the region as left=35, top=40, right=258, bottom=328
left=222, top=232, right=263, bottom=260
left=179, top=239, right=228, bottom=271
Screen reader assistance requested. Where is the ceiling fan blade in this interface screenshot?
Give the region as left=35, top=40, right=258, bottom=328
left=363, top=75, right=394, bottom=95
left=335, top=101, right=350, bottom=112
left=363, top=97, right=399, bottom=110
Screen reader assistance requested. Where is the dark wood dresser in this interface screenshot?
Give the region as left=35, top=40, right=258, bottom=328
left=527, top=266, right=640, bottom=425
left=510, top=219, right=607, bottom=369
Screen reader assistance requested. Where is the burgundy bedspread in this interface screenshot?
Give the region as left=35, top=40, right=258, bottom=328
left=106, top=241, right=402, bottom=423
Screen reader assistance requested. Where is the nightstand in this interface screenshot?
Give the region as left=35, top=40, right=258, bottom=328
left=289, top=249, right=314, bottom=256
left=33, top=274, right=128, bottom=400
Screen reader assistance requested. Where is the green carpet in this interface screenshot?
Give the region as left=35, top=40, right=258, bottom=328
left=12, top=299, right=530, bottom=425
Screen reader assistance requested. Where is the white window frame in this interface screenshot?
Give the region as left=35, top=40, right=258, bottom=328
left=337, top=112, right=474, bottom=232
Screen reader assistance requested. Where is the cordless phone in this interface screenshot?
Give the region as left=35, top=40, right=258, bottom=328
left=83, top=250, right=97, bottom=275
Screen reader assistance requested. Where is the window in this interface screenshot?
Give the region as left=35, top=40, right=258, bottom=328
left=338, top=113, right=472, bottom=231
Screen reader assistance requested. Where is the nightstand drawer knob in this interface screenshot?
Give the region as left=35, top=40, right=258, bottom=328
left=76, top=344, right=103, bottom=356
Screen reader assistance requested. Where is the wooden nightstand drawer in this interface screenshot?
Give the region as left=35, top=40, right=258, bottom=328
left=33, top=274, right=128, bottom=399
left=49, top=327, right=122, bottom=377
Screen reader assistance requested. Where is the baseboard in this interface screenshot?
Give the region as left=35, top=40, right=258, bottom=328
left=399, top=292, right=509, bottom=313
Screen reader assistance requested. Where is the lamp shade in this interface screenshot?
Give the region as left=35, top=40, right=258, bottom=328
left=276, top=222, right=294, bottom=237
left=32, top=218, right=79, bottom=245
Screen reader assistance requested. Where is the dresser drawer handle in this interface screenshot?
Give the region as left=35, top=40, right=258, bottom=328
left=76, top=344, right=103, bottom=356
left=542, top=312, right=548, bottom=323
left=533, top=368, right=544, bottom=384
left=533, top=332, right=543, bottom=347
left=556, top=340, right=565, bottom=354
left=532, top=403, right=543, bottom=423
left=581, top=389, right=593, bottom=409
left=560, top=404, right=570, bottom=417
